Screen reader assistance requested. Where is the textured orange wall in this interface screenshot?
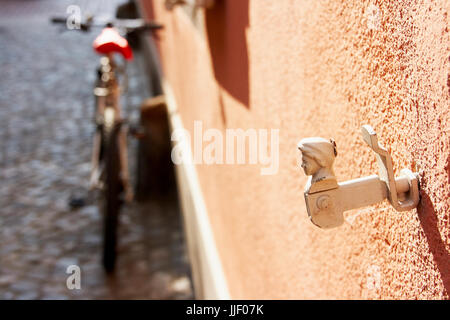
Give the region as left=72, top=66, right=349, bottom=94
left=142, top=0, right=450, bottom=299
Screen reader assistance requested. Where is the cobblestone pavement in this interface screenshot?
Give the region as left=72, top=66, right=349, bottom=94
left=0, top=0, right=193, bottom=299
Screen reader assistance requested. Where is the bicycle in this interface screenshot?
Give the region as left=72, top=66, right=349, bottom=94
left=51, top=14, right=163, bottom=272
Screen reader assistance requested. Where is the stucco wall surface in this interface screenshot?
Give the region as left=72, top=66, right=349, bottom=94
left=142, top=0, right=450, bottom=299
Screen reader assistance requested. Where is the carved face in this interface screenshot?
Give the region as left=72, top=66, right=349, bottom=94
left=301, top=154, right=321, bottom=176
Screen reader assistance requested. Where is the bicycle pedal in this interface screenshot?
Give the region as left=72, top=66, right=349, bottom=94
left=68, top=196, right=86, bottom=209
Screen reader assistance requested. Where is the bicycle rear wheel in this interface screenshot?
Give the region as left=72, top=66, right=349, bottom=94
left=101, top=109, right=122, bottom=272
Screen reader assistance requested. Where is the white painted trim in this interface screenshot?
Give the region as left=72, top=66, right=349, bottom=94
left=163, top=80, right=230, bottom=299
left=135, top=0, right=230, bottom=299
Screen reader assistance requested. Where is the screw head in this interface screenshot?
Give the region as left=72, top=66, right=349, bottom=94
left=317, top=195, right=331, bottom=210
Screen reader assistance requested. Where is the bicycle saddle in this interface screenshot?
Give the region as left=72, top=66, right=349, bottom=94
left=93, top=27, right=133, bottom=60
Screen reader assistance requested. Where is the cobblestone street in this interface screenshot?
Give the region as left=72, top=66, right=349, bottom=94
left=0, top=0, right=193, bottom=299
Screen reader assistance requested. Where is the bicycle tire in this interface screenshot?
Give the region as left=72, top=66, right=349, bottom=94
left=101, top=110, right=122, bottom=272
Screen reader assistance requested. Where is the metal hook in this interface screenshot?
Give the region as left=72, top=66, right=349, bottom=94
left=298, top=125, right=420, bottom=229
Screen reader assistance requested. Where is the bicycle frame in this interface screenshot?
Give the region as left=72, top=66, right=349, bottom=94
left=90, top=53, right=133, bottom=202
left=50, top=13, right=163, bottom=271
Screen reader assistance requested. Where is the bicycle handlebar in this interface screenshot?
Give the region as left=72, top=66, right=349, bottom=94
left=50, top=16, right=91, bottom=31
left=50, top=16, right=163, bottom=34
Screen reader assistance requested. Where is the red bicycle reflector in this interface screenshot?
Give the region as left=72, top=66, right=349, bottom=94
left=93, top=27, right=133, bottom=60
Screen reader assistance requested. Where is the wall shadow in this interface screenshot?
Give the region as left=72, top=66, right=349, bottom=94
left=417, top=190, right=450, bottom=296
left=205, top=0, right=250, bottom=109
